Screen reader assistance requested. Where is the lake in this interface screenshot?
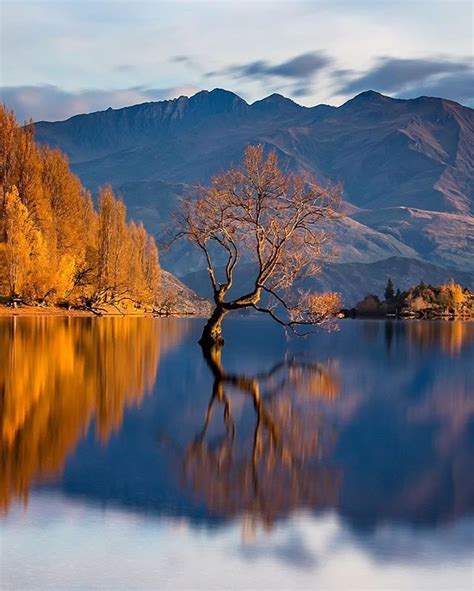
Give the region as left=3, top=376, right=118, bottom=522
left=1, top=316, right=473, bottom=590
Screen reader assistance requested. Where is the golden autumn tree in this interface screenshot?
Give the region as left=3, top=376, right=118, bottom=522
left=97, top=186, right=129, bottom=295
left=85, top=186, right=161, bottom=312
left=0, top=105, right=161, bottom=310
left=41, top=146, right=92, bottom=299
left=440, top=280, right=466, bottom=314
left=175, top=145, right=342, bottom=347
left=2, top=186, right=34, bottom=298
left=0, top=107, right=18, bottom=212
left=129, top=221, right=161, bottom=303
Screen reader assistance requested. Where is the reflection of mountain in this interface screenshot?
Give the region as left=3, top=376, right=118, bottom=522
left=331, top=321, right=474, bottom=527
left=180, top=349, right=341, bottom=528
left=0, top=317, right=188, bottom=512
left=2, top=318, right=472, bottom=532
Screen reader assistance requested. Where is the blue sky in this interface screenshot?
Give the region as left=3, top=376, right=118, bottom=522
left=1, top=0, right=473, bottom=121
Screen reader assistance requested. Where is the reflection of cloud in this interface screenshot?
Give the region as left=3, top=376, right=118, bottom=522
left=336, top=57, right=473, bottom=104
left=208, top=51, right=332, bottom=96
left=0, top=84, right=198, bottom=122
left=239, top=522, right=317, bottom=569
left=4, top=497, right=473, bottom=590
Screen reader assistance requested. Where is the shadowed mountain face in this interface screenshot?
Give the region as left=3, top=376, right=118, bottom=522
left=183, top=256, right=474, bottom=308
left=33, top=89, right=474, bottom=300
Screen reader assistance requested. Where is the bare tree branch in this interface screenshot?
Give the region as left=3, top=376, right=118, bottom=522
left=173, top=145, right=342, bottom=346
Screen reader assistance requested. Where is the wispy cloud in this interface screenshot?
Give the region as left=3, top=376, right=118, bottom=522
left=396, top=72, right=474, bottom=106
left=0, top=84, right=198, bottom=122
left=336, top=57, right=474, bottom=103
left=208, top=51, right=333, bottom=96
left=2, top=0, right=472, bottom=109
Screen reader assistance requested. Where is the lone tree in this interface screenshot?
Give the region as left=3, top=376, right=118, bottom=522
left=175, top=145, right=342, bottom=347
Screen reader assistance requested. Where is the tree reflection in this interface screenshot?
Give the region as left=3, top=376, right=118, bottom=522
left=179, top=344, right=341, bottom=530
left=0, top=317, right=187, bottom=512
left=405, top=321, right=474, bottom=356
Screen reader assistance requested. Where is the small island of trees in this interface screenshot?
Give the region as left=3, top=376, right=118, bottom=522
left=352, top=277, right=474, bottom=319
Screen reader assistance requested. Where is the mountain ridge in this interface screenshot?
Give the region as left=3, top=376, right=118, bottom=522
left=30, top=88, right=474, bottom=295
left=182, top=256, right=474, bottom=307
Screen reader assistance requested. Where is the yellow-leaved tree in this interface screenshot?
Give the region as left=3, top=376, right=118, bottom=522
left=440, top=280, right=466, bottom=314
left=0, top=105, right=162, bottom=311
left=3, top=186, right=34, bottom=298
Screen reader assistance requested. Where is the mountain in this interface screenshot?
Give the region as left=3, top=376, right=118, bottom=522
left=160, top=270, right=212, bottom=315
left=353, top=207, right=474, bottom=272
left=182, top=257, right=474, bottom=308
left=33, top=88, right=474, bottom=299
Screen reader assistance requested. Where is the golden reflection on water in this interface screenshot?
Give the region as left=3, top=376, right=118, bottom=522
left=0, top=316, right=187, bottom=512
left=405, top=321, right=474, bottom=356
left=1, top=318, right=472, bottom=524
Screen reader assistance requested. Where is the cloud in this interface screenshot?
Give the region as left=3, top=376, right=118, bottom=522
left=171, top=55, right=192, bottom=64
left=396, top=72, right=474, bottom=106
left=208, top=51, right=332, bottom=95
left=114, top=64, right=137, bottom=73
left=336, top=57, right=473, bottom=100
left=0, top=84, right=198, bottom=122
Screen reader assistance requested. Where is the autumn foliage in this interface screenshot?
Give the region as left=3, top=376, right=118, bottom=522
left=355, top=278, right=473, bottom=318
left=0, top=316, right=190, bottom=511
left=0, top=106, right=160, bottom=311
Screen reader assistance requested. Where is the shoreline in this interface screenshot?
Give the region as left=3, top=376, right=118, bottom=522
left=0, top=306, right=96, bottom=317
left=0, top=305, right=471, bottom=321
left=342, top=313, right=474, bottom=321
left=0, top=305, right=206, bottom=318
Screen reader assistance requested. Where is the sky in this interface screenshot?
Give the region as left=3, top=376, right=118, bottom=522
left=1, top=0, right=473, bottom=121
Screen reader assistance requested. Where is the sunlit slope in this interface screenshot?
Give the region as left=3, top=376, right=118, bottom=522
left=34, top=89, right=474, bottom=281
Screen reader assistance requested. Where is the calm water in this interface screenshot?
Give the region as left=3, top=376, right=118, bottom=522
left=1, top=317, right=473, bottom=590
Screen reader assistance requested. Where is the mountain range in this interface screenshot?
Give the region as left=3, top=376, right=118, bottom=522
left=33, top=88, right=474, bottom=305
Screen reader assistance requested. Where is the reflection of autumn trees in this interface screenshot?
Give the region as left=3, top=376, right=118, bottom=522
left=405, top=321, right=474, bottom=356
left=181, top=345, right=341, bottom=529
left=0, top=317, right=187, bottom=512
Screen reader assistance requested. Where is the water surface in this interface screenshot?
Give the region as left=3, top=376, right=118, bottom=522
left=1, top=317, right=473, bottom=589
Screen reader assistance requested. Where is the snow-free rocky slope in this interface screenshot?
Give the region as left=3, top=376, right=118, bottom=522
left=34, top=89, right=474, bottom=304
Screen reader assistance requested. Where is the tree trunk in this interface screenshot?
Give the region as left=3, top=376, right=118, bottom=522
left=199, top=305, right=227, bottom=347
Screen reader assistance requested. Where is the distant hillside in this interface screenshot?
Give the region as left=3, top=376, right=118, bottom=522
left=160, top=270, right=211, bottom=316
left=32, top=88, right=474, bottom=295
left=182, top=257, right=474, bottom=308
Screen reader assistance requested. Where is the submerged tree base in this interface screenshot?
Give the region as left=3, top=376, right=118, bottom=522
left=198, top=307, right=227, bottom=348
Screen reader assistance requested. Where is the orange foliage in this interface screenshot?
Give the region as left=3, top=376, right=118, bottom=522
left=0, top=316, right=188, bottom=512
left=0, top=105, right=161, bottom=309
